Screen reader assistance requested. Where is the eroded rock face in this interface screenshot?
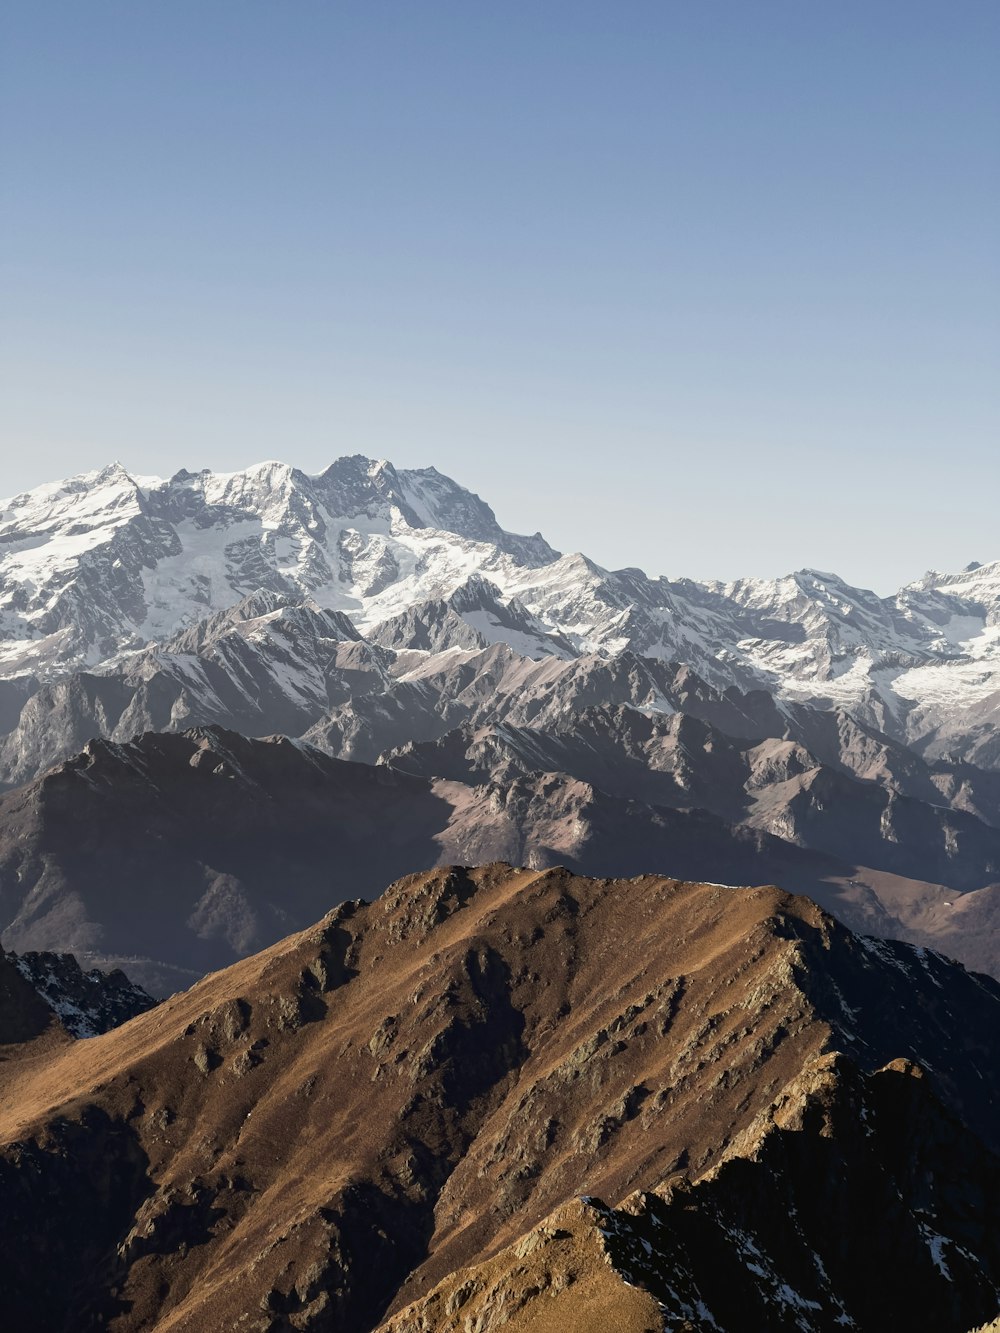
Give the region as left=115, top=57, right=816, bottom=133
left=0, top=865, right=999, bottom=1331
left=382, top=1056, right=1000, bottom=1333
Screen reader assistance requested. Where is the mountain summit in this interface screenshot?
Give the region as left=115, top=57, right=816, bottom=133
left=0, top=456, right=557, bottom=677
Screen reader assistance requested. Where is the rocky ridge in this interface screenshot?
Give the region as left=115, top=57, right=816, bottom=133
left=5, top=691, right=1000, bottom=990
left=0, top=940, right=153, bottom=1046
left=0, top=725, right=873, bottom=994
left=0, top=865, right=999, bottom=1331
left=7, top=949, right=156, bottom=1038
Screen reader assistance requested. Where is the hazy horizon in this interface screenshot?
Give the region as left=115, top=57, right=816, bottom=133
left=3, top=1, right=997, bottom=593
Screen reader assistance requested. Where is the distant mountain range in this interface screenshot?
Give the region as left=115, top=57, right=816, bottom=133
left=0, top=457, right=556, bottom=674
left=1, top=455, right=997, bottom=758
left=0, top=455, right=999, bottom=987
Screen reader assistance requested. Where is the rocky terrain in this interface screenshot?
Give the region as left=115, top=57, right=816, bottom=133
left=0, top=939, right=153, bottom=1048
left=0, top=865, right=999, bottom=1331
left=5, top=947, right=155, bottom=1038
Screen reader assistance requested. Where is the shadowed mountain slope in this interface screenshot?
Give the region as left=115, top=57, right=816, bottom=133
left=0, top=941, right=153, bottom=1054
left=0, top=725, right=949, bottom=995
left=0, top=728, right=453, bottom=993
left=387, top=706, right=1000, bottom=890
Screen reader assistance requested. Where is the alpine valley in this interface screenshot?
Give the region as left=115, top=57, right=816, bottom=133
left=2, top=457, right=1000, bottom=1333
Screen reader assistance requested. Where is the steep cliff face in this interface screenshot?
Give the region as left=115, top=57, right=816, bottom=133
left=0, top=865, right=998, bottom=1332
left=381, top=1055, right=1000, bottom=1333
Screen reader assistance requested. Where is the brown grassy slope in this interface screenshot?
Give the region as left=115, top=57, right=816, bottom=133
left=0, top=864, right=999, bottom=1332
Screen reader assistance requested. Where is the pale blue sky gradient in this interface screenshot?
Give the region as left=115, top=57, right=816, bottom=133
left=2, top=2, right=998, bottom=591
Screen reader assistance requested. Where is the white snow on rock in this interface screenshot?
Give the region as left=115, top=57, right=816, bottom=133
left=1, top=455, right=998, bottom=763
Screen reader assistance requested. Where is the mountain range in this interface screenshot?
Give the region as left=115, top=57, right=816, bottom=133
left=1, top=456, right=999, bottom=987
left=3, top=456, right=1000, bottom=1330
left=2, top=456, right=998, bottom=760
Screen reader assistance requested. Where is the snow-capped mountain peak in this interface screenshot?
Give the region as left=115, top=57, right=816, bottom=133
left=0, top=457, right=560, bottom=676
left=0, top=454, right=998, bottom=770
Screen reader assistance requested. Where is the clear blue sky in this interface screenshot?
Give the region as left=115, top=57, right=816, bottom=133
left=2, top=1, right=997, bottom=591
